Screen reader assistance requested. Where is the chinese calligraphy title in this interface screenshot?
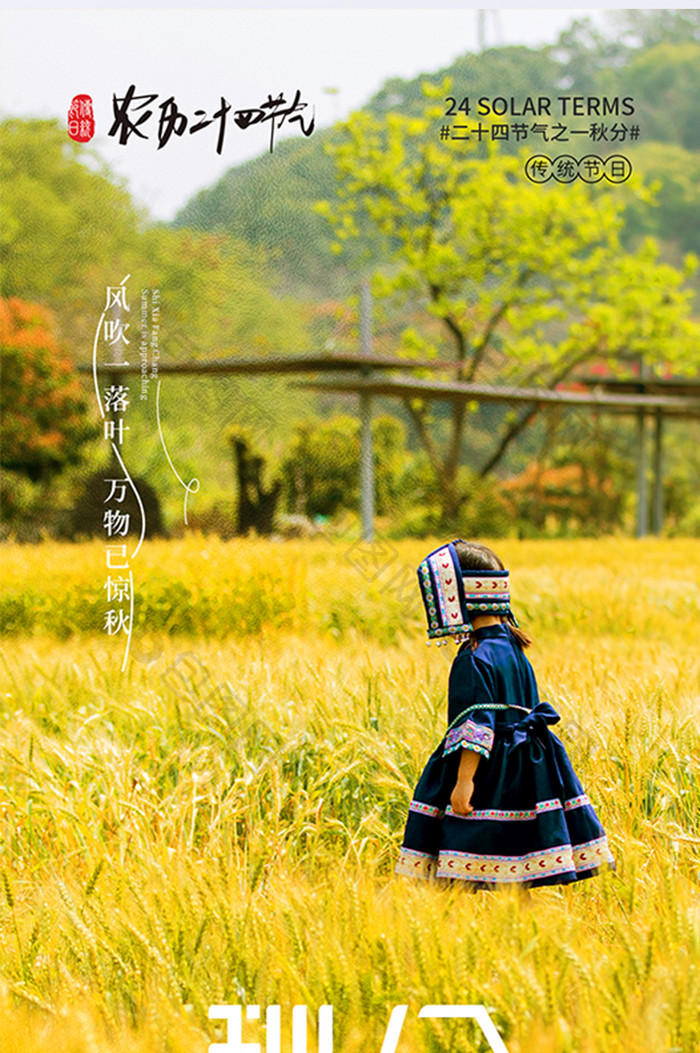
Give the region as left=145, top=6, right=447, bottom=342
left=109, top=85, right=315, bottom=154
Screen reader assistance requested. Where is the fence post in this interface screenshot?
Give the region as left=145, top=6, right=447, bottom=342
left=359, top=281, right=375, bottom=542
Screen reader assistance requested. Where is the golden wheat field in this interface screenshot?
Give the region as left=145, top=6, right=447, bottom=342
left=0, top=535, right=699, bottom=1053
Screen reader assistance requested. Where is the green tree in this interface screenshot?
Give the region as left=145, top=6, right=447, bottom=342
left=622, top=142, right=700, bottom=256
left=174, top=135, right=346, bottom=298
left=0, top=118, right=310, bottom=363
left=281, top=413, right=410, bottom=519
left=281, top=415, right=359, bottom=518
left=0, top=118, right=315, bottom=524
left=0, top=118, right=144, bottom=346
left=370, top=45, right=562, bottom=127
left=610, top=9, right=700, bottom=49
left=622, top=41, right=700, bottom=150
left=318, top=86, right=699, bottom=528
left=135, top=224, right=309, bottom=361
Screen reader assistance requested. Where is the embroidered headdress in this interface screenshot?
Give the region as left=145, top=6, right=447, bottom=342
left=417, top=539, right=517, bottom=646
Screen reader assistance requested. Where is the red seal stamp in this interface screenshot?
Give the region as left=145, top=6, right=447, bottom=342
left=67, top=94, right=95, bottom=143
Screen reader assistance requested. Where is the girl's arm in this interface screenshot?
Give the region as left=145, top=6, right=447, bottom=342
left=450, top=748, right=481, bottom=815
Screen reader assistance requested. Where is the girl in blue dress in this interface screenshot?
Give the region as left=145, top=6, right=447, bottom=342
left=396, top=539, right=614, bottom=888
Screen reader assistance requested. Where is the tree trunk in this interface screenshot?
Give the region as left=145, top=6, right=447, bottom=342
left=231, top=436, right=282, bottom=536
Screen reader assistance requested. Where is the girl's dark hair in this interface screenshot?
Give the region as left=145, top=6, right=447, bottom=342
left=453, top=541, right=533, bottom=650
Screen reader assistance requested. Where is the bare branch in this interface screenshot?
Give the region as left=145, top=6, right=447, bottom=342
left=425, top=282, right=468, bottom=364
left=478, top=405, right=539, bottom=478
left=478, top=342, right=604, bottom=476
left=403, top=397, right=443, bottom=474
left=467, top=267, right=535, bottom=382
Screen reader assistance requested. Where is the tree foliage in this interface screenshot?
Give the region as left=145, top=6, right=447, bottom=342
left=622, top=142, right=700, bottom=257
left=0, top=297, right=99, bottom=482
left=174, top=135, right=348, bottom=297
left=180, top=20, right=700, bottom=301
left=0, top=119, right=144, bottom=346
left=610, top=9, right=700, bottom=49
left=623, top=41, right=700, bottom=151
left=134, top=225, right=309, bottom=361
left=318, top=86, right=700, bottom=525
left=0, top=118, right=314, bottom=529
left=0, top=118, right=310, bottom=365
left=281, top=414, right=409, bottom=519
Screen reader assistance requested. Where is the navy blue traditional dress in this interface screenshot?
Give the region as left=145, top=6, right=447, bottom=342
left=396, top=623, right=615, bottom=887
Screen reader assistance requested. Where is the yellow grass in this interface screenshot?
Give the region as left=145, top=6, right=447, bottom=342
left=0, top=537, right=699, bottom=1051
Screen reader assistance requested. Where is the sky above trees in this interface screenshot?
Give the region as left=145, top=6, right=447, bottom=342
left=0, top=7, right=609, bottom=220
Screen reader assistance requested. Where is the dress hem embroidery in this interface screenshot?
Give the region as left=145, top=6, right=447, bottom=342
left=396, top=836, right=614, bottom=884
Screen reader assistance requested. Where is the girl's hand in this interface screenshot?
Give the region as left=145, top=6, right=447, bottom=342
left=450, top=778, right=474, bottom=815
